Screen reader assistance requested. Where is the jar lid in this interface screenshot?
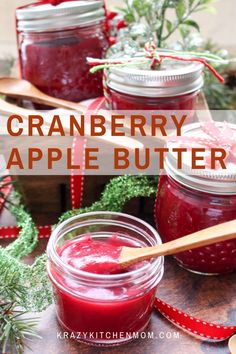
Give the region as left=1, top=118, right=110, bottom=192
left=16, top=0, right=105, bottom=32
left=165, top=122, right=236, bottom=195
left=107, top=53, right=204, bottom=97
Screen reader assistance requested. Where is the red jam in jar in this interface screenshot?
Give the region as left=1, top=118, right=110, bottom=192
left=59, top=235, right=146, bottom=275
left=16, top=1, right=109, bottom=102
left=47, top=212, right=164, bottom=346
left=105, top=56, right=203, bottom=111
left=155, top=122, right=236, bottom=275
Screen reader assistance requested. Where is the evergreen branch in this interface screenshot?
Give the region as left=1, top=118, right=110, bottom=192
left=0, top=302, right=40, bottom=354
left=59, top=175, right=158, bottom=223
left=0, top=266, right=40, bottom=354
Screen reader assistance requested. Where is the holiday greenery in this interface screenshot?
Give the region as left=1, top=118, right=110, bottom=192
left=111, top=0, right=236, bottom=110
left=0, top=300, right=40, bottom=354
left=0, top=175, right=158, bottom=353
left=119, top=0, right=215, bottom=48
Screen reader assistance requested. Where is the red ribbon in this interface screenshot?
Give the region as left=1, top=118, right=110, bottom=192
left=0, top=176, right=13, bottom=213
left=71, top=97, right=105, bottom=209
left=154, top=299, right=236, bottom=341
left=0, top=225, right=51, bottom=240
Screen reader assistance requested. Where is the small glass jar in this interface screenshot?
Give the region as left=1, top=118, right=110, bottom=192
left=16, top=1, right=109, bottom=102
left=155, top=123, right=236, bottom=275
left=47, top=212, right=164, bottom=346
left=105, top=56, right=204, bottom=111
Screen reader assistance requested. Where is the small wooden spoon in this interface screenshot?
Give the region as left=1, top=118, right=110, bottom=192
left=0, top=77, right=88, bottom=112
left=0, top=77, right=131, bottom=130
left=119, top=219, right=236, bottom=267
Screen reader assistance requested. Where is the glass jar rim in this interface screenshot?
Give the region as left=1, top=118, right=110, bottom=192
left=165, top=122, right=236, bottom=194
left=16, top=1, right=105, bottom=32
left=106, top=52, right=204, bottom=98
left=47, top=211, right=163, bottom=282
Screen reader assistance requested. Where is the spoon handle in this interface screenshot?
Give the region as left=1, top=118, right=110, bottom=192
left=120, top=219, right=236, bottom=266
left=0, top=98, right=41, bottom=117
left=30, top=92, right=88, bottom=113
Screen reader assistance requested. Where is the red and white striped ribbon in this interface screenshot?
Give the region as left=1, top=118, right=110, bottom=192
left=0, top=176, right=12, bottom=213
left=154, top=298, right=236, bottom=341
left=0, top=225, right=52, bottom=240
left=71, top=97, right=106, bottom=209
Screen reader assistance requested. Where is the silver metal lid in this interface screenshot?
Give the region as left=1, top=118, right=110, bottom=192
left=107, top=53, right=204, bottom=97
left=165, top=122, right=236, bottom=195
left=16, top=1, right=105, bottom=32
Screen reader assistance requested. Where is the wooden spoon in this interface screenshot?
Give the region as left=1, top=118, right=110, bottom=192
left=0, top=77, right=88, bottom=112
left=119, top=219, right=236, bottom=267
left=0, top=77, right=132, bottom=130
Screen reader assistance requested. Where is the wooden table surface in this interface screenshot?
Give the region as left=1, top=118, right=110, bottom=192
left=0, top=206, right=235, bottom=354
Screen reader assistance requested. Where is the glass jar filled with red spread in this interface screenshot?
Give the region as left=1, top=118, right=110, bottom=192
left=155, top=122, right=236, bottom=275
left=105, top=56, right=204, bottom=111
left=47, top=212, right=164, bottom=346
left=16, top=1, right=109, bottom=102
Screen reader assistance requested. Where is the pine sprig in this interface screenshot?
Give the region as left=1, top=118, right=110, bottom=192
left=0, top=269, right=27, bottom=303
left=0, top=268, right=40, bottom=354
left=0, top=302, right=40, bottom=354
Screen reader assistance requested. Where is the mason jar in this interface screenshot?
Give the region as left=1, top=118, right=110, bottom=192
left=16, top=1, right=109, bottom=102
left=105, top=56, right=204, bottom=112
left=47, top=212, right=164, bottom=346
left=155, top=122, right=236, bottom=275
